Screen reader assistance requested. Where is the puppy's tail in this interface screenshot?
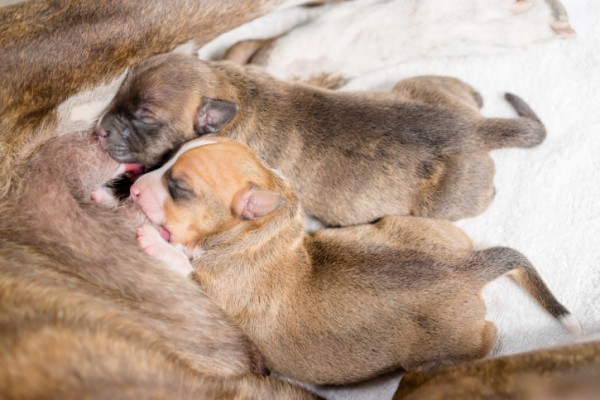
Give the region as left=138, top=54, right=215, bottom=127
left=477, top=93, right=546, bottom=150
left=468, top=247, right=580, bottom=335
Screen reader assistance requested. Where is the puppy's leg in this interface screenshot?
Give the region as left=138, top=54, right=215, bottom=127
left=478, top=321, right=498, bottom=358
left=137, top=225, right=192, bottom=276
left=413, top=320, right=497, bottom=374
left=392, top=76, right=483, bottom=112
left=414, top=155, right=496, bottom=221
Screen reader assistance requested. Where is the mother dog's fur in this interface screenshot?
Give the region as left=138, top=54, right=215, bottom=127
left=0, top=0, right=316, bottom=398
left=0, top=0, right=284, bottom=196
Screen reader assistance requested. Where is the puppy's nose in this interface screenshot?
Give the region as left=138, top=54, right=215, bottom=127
left=96, top=125, right=108, bottom=138
left=130, top=184, right=141, bottom=202
left=95, top=124, right=110, bottom=147
left=95, top=123, right=110, bottom=138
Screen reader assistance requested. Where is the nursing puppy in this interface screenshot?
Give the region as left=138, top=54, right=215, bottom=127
left=130, top=137, right=577, bottom=385
left=0, top=0, right=325, bottom=398
left=0, top=132, right=313, bottom=400
left=98, top=53, right=546, bottom=225
left=0, top=0, right=300, bottom=199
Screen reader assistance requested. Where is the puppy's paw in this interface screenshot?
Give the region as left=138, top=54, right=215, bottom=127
left=90, top=187, right=118, bottom=207
left=136, top=225, right=193, bottom=276
left=137, top=224, right=168, bottom=257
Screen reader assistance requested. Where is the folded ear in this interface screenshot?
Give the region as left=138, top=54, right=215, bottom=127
left=232, top=183, right=285, bottom=220
left=196, top=97, right=238, bottom=134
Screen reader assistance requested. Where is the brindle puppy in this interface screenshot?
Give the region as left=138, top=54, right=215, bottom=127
left=97, top=53, right=546, bottom=225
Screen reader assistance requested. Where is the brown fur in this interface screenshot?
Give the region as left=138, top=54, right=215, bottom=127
left=0, top=0, right=284, bottom=198
left=394, top=341, right=600, bottom=400
left=133, top=137, right=572, bottom=385
left=0, top=132, right=314, bottom=399
left=99, top=53, right=546, bottom=225
left=0, top=0, right=319, bottom=398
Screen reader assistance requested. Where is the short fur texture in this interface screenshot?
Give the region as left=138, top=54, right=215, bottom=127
left=0, top=0, right=319, bottom=398
left=0, top=0, right=285, bottom=198
left=394, top=341, right=600, bottom=400
left=99, top=54, right=546, bottom=225
left=131, top=137, right=574, bottom=385
left=0, top=133, right=313, bottom=399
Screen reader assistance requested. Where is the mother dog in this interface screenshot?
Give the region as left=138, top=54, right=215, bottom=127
left=0, top=1, right=319, bottom=398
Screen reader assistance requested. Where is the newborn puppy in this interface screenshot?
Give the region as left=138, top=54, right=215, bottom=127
left=97, top=53, right=546, bottom=225
left=130, top=137, right=578, bottom=385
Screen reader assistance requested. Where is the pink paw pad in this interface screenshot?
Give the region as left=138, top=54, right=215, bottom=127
left=135, top=225, right=192, bottom=276
left=136, top=225, right=164, bottom=256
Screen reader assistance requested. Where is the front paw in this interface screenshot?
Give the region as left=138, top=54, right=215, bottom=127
left=136, top=225, right=193, bottom=276
left=137, top=224, right=169, bottom=257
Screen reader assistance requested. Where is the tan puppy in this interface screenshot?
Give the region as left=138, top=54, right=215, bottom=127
left=0, top=132, right=314, bottom=399
left=98, top=53, right=546, bottom=225
left=131, top=137, right=578, bottom=385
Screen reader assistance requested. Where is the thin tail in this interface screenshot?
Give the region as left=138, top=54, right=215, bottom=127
left=469, top=247, right=580, bottom=335
left=477, top=93, right=546, bottom=150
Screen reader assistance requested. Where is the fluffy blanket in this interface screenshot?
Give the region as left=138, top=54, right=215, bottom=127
left=200, top=0, right=599, bottom=398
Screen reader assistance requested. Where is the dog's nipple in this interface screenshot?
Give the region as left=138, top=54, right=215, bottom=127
left=130, top=185, right=141, bottom=201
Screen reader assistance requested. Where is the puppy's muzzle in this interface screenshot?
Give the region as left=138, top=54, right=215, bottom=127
left=95, top=116, right=139, bottom=163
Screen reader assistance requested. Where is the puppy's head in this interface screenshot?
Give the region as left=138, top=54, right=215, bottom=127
left=96, top=53, right=239, bottom=167
left=130, top=137, right=291, bottom=250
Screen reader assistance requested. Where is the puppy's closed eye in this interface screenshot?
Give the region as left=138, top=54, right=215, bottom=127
left=134, top=105, right=160, bottom=125
left=165, top=172, right=193, bottom=202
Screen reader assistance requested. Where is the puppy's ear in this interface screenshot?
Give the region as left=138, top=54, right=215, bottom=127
left=232, top=182, right=285, bottom=220
left=196, top=97, right=238, bottom=134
